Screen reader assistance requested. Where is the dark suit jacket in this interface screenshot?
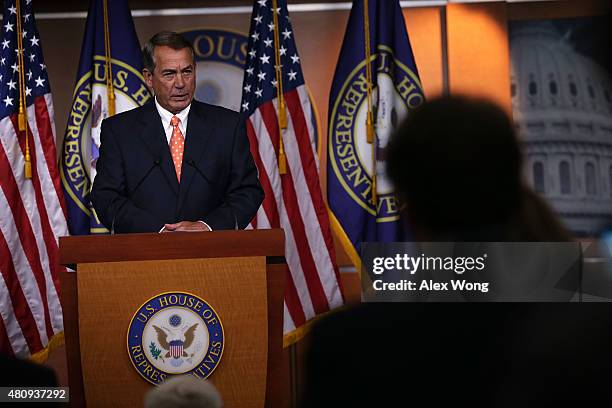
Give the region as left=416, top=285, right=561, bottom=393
left=301, top=304, right=612, bottom=407
left=91, top=100, right=263, bottom=233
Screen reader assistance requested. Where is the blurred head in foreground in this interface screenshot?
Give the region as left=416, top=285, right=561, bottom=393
left=144, top=376, right=222, bottom=408
left=386, top=95, right=569, bottom=241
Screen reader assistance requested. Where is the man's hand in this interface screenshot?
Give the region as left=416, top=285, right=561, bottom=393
left=161, top=221, right=211, bottom=232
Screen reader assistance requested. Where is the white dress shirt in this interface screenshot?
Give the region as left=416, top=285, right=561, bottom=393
left=155, top=96, right=190, bottom=143
left=154, top=97, right=212, bottom=232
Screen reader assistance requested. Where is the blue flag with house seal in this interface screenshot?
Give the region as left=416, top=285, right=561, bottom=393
left=60, top=0, right=151, bottom=235
left=327, top=0, right=424, bottom=267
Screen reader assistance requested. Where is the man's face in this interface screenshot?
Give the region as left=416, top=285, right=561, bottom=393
left=143, top=45, right=196, bottom=114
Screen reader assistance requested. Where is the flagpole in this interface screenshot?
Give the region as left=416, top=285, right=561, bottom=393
left=103, top=0, right=116, bottom=116
left=15, top=0, right=32, bottom=179
left=363, top=0, right=376, bottom=206
left=272, top=0, right=287, bottom=175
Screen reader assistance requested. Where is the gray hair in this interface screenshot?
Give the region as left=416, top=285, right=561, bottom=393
left=144, top=376, right=223, bottom=408
left=142, top=31, right=195, bottom=72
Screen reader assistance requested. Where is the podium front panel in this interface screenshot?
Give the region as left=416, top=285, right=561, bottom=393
left=76, top=256, right=268, bottom=407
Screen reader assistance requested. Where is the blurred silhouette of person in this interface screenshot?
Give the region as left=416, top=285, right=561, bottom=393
left=0, top=353, right=58, bottom=386
left=301, top=302, right=612, bottom=407
left=300, top=96, right=612, bottom=407
left=384, top=96, right=576, bottom=302
left=144, top=376, right=222, bottom=408
left=385, top=95, right=569, bottom=242
left=0, top=354, right=60, bottom=408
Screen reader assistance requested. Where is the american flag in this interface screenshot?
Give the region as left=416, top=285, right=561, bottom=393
left=241, top=0, right=344, bottom=339
left=0, top=0, right=68, bottom=358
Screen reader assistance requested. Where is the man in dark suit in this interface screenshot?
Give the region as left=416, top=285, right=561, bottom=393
left=92, top=31, right=263, bottom=233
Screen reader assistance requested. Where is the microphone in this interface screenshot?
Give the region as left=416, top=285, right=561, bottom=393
left=186, top=157, right=237, bottom=229
left=186, top=157, right=214, bottom=184
left=131, top=157, right=161, bottom=195
left=110, top=157, right=161, bottom=234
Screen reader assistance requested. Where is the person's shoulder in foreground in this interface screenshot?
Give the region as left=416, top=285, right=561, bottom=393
left=301, top=303, right=612, bottom=407
left=0, top=353, right=58, bottom=386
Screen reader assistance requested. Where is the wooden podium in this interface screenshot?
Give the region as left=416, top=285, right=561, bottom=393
left=59, top=229, right=286, bottom=408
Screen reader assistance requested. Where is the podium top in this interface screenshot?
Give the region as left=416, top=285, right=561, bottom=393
left=59, top=229, right=285, bottom=266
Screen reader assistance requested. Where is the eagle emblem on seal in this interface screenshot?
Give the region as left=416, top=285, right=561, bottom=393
left=128, top=292, right=225, bottom=383
left=153, top=321, right=198, bottom=360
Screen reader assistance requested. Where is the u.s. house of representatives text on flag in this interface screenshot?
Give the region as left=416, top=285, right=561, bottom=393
left=61, top=0, right=150, bottom=235
left=0, top=0, right=68, bottom=359
left=327, top=0, right=425, bottom=268
left=241, top=0, right=344, bottom=342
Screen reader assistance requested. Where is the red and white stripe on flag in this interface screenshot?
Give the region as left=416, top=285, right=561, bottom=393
left=246, top=85, right=344, bottom=337
left=0, top=94, right=68, bottom=359
left=1, top=0, right=68, bottom=359
left=241, top=0, right=343, bottom=341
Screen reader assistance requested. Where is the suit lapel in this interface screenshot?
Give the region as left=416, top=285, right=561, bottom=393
left=137, top=101, right=179, bottom=196
left=177, top=101, right=214, bottom=215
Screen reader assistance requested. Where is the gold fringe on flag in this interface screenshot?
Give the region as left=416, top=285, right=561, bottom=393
left=272, top=0, right=287, bottom=175
left=103, top=0, right=116, bottom=117
left=15, top=0, right=31, bottom=179
left=363, top=0, right=376, bottom=206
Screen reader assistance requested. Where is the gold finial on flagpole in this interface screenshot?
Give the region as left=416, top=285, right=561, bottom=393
left=103, top=0, right=116, bottom=116
left=272, top=0, right=287, bottom=174
left=16, top=0, right=32, bottom=179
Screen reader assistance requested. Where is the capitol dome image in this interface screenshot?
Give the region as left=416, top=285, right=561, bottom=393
left=510, top=21, right=612, bottom=236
